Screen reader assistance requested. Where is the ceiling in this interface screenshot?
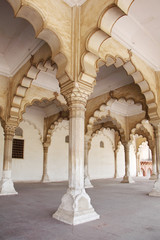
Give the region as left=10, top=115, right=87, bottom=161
left=112, top=0, right=160, bottom=70
left=0, top=0, right=158, bottom=116
left=90, top=65, right=133, bottom=99
left=0, top=0, right=43, bottom=77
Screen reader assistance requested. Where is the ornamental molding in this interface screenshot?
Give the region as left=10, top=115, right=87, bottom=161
left=63, top=0, right=87, bottom=7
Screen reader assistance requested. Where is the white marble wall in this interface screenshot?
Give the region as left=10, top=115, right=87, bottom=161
left=88, top=134, right=115, bottom=179
left=12, top=120, right=43, bottom=181
left=130, top=144, right=137, bottom=177
left=0, top=124, right=4, bottom=180
left=48, top=120, right=69, bottom=182
left=116, top=143, right=125, bottom=178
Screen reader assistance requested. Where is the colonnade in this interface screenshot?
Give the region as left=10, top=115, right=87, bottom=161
left=0, top=124, right=17, bottom=195
left=0, top=103, right=160, bottom=225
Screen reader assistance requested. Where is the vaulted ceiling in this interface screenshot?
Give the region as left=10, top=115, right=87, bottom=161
left=112, top=0, right=160, bottom=70
left=0, top=0, right=159, bottom=117
left=0, top=0, right=43, bottom=77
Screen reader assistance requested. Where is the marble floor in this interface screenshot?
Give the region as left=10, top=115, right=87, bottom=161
left=0, top=177, right=160, bottom=240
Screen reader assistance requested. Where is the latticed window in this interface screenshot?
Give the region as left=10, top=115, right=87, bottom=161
left=12, top=139, right=24, bottom=159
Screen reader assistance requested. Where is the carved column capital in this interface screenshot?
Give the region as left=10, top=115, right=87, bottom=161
left=155, top=124, right=160, bottom=139
left=122, top=141, right=131, bottom=150
left=4, top=124, right=16, bottom=140
left=43, top=146, right=49, bottom=154
left=43, top=142, right=50, bottom=150
left=66, top=86, right=90, bottom=119
left=151, top=120, right=160, bottom=138
left=59, top=74, right=95, bottom=109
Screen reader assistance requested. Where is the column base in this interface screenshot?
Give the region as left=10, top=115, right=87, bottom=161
left=149, top=178, right=160, bottom=197
left=0, top=171, right=18, bottom=196
left=149, top=174, right=157, bottom=180
left=114, top=174, right=119, bottom=178
left=53, top=188, right=99, bottom=225
left=121, top=175, right=135, bottom=183
left=41, top=173, right=51, bottom=183
left=84, top=176, right=93, bottom=188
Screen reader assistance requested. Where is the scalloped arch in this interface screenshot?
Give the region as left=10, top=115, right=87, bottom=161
left=21, top=94, right=67, bottom=120
left=86, top=100, right=125, bottom=142
left=44, top=118, right=69, bottom=147
left=9, top=59, right=67, bottom=124
left=137, top=140, right=150, bottom=157
left=20, top=119, right=43, bottom=142
left=91, top=127, right=115, bottom=151
left=7, top=0, right=67, bottom=76
left=130, top=119, right=154, bottom=149
left=81, top=3, right=158, bottom=121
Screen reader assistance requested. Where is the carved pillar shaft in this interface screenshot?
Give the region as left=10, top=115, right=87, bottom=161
left=155, top=125, right=160, bottom=177
left=124, top=142, right=130, bottom=176
left=3, top=127, right=15, bottom=171
left=68, top=103, right=85, bottom=190
left=42, top=145, right=50, bottom=182
left=149, top=123, right=160, bottom=196
left=0, top=125, right=18, bottom=195
left=114, top=150, right=118, bottom=178
left=84, top=137, right=89, bottom=178
left=121, top=142, right=134, bottom=183
left=136, top=152, right=139, bottom=176
left=84, top=136, right=93, bottom=188
left=152, top=147, right=157, bottom=175
left=53, top=85, right=99, bottom=225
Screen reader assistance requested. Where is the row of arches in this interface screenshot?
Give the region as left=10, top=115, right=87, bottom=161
left=0, top=0, right=159, bottom=126
left=0, top=0, right=160, bottom=225
left=0, top=116, right=154, bottom=182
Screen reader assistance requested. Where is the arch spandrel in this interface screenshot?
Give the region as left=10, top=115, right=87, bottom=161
left=3, top=1, right=69, bottom=127
left=81, top=2, right=159, bottom=121
left=7, top=0, right=68, bottom=72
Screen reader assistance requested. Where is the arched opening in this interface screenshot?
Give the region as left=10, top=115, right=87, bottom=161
left=48, top=120, right=69, bottom=182
left=88, top=129, right=115, bottom=179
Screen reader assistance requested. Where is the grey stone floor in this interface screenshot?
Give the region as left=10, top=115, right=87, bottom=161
left=0, top=178, right=160, bottom=240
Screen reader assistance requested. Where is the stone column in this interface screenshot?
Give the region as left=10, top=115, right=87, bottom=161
left=84, top=136, right=93, bottom=188
left=149, top=146, right=157, bottom=180
left=53, top=87, right=99, bottom=225
left=0, top=125, right=18, bottom=195
left=41, top=144, right=50, bottom=183
left=114, top=149, right=118, bottom=178
left=149, top=123, right=160, bottom=196
left=136, top=152, right=139, bottom=176
left=121, top=142, right=135, bottom=183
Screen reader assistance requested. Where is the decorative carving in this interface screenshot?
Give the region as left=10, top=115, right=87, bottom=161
left=3, top=125, right=16, bottom=140
left=82, top=4, right=158, bottom=121
left=86, top=99, right=125, bottom=143
left=130, top=119, right=154, bottom=148
left=44, top=119, right=69, bottom=147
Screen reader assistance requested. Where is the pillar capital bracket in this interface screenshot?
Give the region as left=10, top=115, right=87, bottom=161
left=43, top=142, right=50, bottom=148
left=59, top=73, right=96, bottom=107
left=122, top=141, right=131, bottom=148
left=3, top=124, right=17, bottom=139
left=151, top=119, right=160, bottom=129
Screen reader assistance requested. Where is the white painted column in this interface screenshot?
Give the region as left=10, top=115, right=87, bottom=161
left=149, top=123, right=160, bottom=196
left=84, top=136, right=93, bottom=188
left=0, top=125, right=18, bottom=195
left=53, top=94, right=99, bottom=225
left=136, top=152, right=139, bottom=176
left=121, top=142, right=135, bottom=183
left=114, top=149, right=118, bottom=178
left=149, top=146, right=157, bottom=180
left=41, top=144, right=50, bottom=183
